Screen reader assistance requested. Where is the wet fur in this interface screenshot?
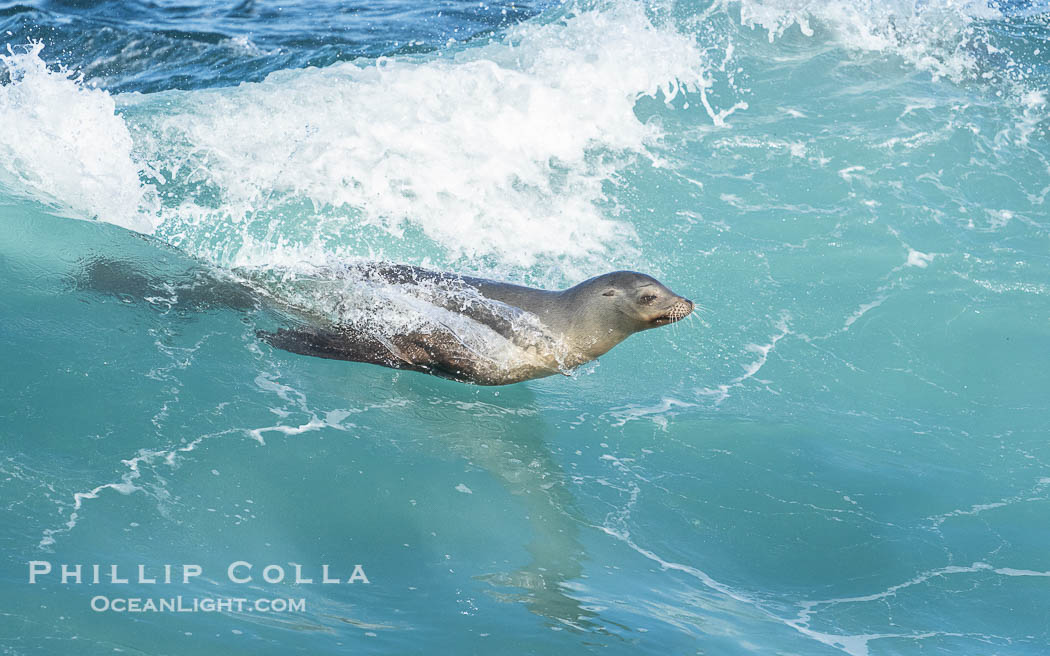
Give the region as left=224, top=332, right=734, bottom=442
left=79, top=259, right=692, bottom=386
left=257, top=264, right=693, bottom=385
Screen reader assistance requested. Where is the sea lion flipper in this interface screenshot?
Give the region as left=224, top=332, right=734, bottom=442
left=257, top=328, right=344, bottom=360
left=256, top=327, right=403, bottom=366
left=257, top=327, right=493, bottom=384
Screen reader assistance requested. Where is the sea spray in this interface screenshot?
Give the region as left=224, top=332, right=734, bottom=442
left=0, top=43, right=158, bottom=232
left=122, top=2, right=716, bottom=276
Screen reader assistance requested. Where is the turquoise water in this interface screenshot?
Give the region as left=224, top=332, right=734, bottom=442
left=2, top=0, right=1050, bottom=654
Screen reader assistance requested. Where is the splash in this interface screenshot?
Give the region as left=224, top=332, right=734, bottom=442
left=122, top=2, right=712, bottom=272
left=732, top=0, right=1005, bottom=81
left=0, top=43, right=158, bottom=232
left=0, top=4, right=722, bottom=276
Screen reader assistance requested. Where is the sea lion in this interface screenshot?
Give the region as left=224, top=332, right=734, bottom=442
left=256, top=264, right=694, bottom=385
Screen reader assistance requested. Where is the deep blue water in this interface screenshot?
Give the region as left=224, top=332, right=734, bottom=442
left=0, top=0, right=543, bottom=91
left=2, top=0, right=1050, bottom=654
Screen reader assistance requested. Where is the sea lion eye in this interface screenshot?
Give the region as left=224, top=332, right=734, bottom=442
left=640, top=294, right=657, bottom=304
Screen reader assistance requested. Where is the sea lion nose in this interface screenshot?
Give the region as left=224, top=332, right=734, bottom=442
left=664, top=297, right=693, bottom=322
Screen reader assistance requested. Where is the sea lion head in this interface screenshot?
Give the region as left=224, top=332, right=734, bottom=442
left=565, top=271, right=694, bottom=351
left=586, top=271, right=694, bottom=331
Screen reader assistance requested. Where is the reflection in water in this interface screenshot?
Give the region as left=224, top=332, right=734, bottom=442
left=397, top=381, right=603, bottom=632
left=76, top=255, right=262, bottom=314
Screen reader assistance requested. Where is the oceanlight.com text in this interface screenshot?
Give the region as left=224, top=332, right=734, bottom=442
left=90, top=596, right=306, bottom=613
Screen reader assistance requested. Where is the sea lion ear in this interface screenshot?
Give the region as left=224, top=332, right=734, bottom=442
left=602, top=288, right=617, bottom=297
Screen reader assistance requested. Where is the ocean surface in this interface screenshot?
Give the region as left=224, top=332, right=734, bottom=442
left=2, top=0, right=1050, bottom=654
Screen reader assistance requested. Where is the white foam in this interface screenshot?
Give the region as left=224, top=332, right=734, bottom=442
left=119, top=3, right=711, bottom=271
left=608, top=397, right=696, bottom=430
left=993, top=567, right=1050, bottom=577
left=0, top=43, right=158, bottom=232
left=986, top=208, right=1015, bottom=230
left=596, top=518, right=922, bottom=656
left=838, top=165, right=865, bottom=182
left=699, top=312, right=791, bottom=405
left=905, top=249, right=934, bottom=268
left=1021, top=90, right=1046, bottom=109
left=0, top=5, right=718, bottom=276
left=246, top=417, right=326, bottom=446
left=735, top=0, right=1003, bottom=82
left=843, top=296, right=886, bottom=329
